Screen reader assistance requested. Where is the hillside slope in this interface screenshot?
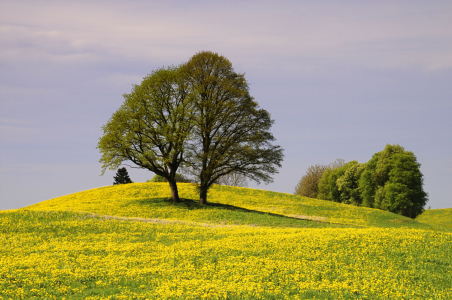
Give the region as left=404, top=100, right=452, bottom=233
left=26, top=182, right=438, bottom=230
left=417, top=208, right=452, bottom=230
left=2, top=183, right=451, bottom=299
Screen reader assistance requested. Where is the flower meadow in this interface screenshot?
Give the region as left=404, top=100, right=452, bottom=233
left=1, top=183, right=451, bottom=299
left=416, top=208, right=452, bottom=230
left=26, top=183, right=436, bottom=229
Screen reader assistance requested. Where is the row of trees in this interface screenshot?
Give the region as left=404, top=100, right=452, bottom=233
left=294, top=144, right=428, bottom=218
left=98, top=51, right=283, bottom=204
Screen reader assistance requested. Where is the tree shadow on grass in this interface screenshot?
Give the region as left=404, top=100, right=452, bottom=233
left=132, top=197, right=348, bottom=227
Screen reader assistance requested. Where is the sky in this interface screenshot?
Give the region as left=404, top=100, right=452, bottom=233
left=1, top=0, right=451, bottom=210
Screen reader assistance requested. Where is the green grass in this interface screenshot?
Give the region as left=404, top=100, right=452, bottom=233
left=417, top=208, right=452, bottom=230
left=26, top=182, right=440, bottom=230
left=1, top=209, right=451, bottom=299
left=1, top=183, right=451, bottom=299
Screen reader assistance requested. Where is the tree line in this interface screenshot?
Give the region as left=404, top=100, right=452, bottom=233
left=98, top=51, right=283, bottom=205
left=294, top=144, right=428, bottom=218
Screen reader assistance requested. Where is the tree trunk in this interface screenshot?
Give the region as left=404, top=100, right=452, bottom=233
left=168, top=179, right=181, bottom=203
left=199, top=186, right=208, bottom=205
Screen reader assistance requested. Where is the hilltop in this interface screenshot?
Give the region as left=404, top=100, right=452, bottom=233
left=26, top=182, right=439, bottom=230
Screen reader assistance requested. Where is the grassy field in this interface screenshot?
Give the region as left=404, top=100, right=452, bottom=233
left=1, top=183, right=451, bottom=299
left=26, top=183, right=439, bottom=229
left=416, top=207, right=452, bottom=230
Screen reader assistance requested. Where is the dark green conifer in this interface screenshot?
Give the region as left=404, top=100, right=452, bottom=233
left=113, top=167, right=132, bottom=185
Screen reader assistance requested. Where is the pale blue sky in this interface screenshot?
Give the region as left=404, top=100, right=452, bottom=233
left=1, top=0, right=451, bottom=210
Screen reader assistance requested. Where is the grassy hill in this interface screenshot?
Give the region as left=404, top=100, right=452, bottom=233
left=1, top=183, right=451, bottom=299
left=416, top=208, right=452, bottom=230
left=26, top=183, right=438, bottom=229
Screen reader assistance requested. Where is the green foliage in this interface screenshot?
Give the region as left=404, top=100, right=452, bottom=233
left=113, top=167, right=132, bottom=185
left=148, top=175, right=167, bottom=182
left=318, top=168, right=340, bottom=201
left=98, top=52, right=283, bottom=205
left=148, top=174, right=193, bottom=183
left=181, top=51, right=284, bottom=204
left=359, top=144, right=428, bottom=218
left=314, top=144, right=427, bottom=218
left=317, top=160, right=351, bottom=202
left=337, top=162, right=365, bottom=205
left=97, top=66, right=196, bottom=202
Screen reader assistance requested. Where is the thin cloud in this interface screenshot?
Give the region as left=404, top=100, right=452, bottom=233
left=1, top=1, right=451, bottom=70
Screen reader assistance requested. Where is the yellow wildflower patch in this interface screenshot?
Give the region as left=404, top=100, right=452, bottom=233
left=1, top=184, right=451, bottom=299
left=417, top=208, right=452, bottom=230
left=26, top=183, right=436, bottom=229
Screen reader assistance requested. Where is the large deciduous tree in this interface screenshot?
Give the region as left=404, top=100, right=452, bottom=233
left=359, top=144, right=428, bottom=218
left=181, top=51, right=284, bottom=204
left=97, top=66, right=195, bottom=202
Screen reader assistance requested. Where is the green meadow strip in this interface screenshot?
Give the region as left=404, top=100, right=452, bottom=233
left=1, top=184, right=450, bottom=299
